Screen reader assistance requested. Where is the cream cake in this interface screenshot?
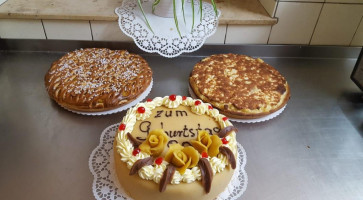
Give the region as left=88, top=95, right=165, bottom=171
left=114, top=95, right=238, bottom=200
left=190, top=54, right=290, bottom=119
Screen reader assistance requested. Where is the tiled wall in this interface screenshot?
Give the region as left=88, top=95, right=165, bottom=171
left=0, top=0, right=362, bottom=46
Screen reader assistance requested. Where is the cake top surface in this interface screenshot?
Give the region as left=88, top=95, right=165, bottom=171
left=115, top=95, right=237, bottom=187
left=190, top=54, right=289, bottom=117
left=45, top=48, right=152, bottom=111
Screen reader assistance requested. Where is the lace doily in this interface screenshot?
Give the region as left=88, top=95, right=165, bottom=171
left=115, top=0, right=221, bottom=58
left=89, top=123, right=248, bottom=200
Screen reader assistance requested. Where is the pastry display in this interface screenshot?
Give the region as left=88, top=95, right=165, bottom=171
left=45, top=48, right=152, bottom=112
left=189, top=54, right=290, bottom=119
left=113, top=95, right=238, bottom=200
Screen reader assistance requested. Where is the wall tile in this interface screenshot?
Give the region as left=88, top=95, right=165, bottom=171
left=205, top=25, right=227, bottom=44
left=90, top=21, right=133, bottom=41
left=351, top=18, right=363, bottom=46
left=258, top=0, right=278, bottom=17
left=43, top=20, right=92, bottom=40
left=311, top=4, right=363, bottom=45
left=325, top=0, right=363, bottom=4
left=0, top=19, right=45, bottom=39
left=268, top=2, right=322, bottom=45
left=225, top=25, right=271, bottom=44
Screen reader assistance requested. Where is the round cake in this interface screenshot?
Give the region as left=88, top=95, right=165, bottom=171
left=114, top=95, right=238, bottom=200
left=189, top=54, right=290, bottom=119
left=44, top=48, right=152, bottom=112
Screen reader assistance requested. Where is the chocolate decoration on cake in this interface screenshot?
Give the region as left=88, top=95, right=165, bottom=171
left=217, top=126, right=238, bottom=138
left=127, top=132, right=142, bottom=148
left=129, top=157, right=154, bottom=175
left=159, top=165, right=176, bottom=192
left=219, top=146, right=236, bottom=169
left=198, top=158, right=213, bottom=193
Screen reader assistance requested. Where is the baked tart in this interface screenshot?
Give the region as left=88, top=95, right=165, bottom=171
left=45, top=48, right=152, bottom=112
left=189, top=54, right=290, bottom=119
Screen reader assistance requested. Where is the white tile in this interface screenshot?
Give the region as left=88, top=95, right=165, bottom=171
left=311, top=4, right=363, bottom=45
left=258, top=0, right=278, bottom=17
left=351, top=18, right=363, bottom=46
left=0, top=19, right=45, bottom=39
left=43, top=20, right=92, bottom=40
left=326, top=0, right=363, bottom=4
left=268, top=2, right=322, bottom=45
left=90, top=21, right=133, bottom=41
left=205, top=25, right=227, bottom=44
left=225, top=25, right=271, bottom=44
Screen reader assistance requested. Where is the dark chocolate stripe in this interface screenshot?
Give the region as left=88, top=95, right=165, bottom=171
left=159, top=165, right=176, bottom=192
left=127, top=132, right=142, bottom=148
left=198, top=158, right=213, bottom=193
left=217, top=126, right=238, bottom=138
left=129, top=157, right=154, bottom=175
left=219, top=146, right=236, bottom=169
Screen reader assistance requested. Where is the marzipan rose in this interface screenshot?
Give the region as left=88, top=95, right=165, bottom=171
left=139, top=129, right=169, bottom=157
left=165, top=144, right=199, bottom=175
left=191, top=130, right=222, bottom=157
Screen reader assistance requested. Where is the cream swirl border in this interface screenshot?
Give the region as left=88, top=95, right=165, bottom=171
left=115, top=95, right=237, bottom=185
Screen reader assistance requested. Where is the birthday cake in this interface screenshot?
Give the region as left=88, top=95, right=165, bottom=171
left=113, top=95, right=238, bottom=200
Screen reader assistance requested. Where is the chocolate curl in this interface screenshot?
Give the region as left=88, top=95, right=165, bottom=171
left=198, top=158, right=213, bottom=193
left=219, top=146, right=236, bottom=169
left=127, top=132, right=142, bottom=148
left=159, top=165, right=176, bottom=192
left=129, top=157, right=154, bottom=175
left=217, top=126, right=238, bottom=138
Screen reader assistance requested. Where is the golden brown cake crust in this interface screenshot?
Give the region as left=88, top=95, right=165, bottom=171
left=44, top=48, right=152, bottom=112
left=189, top=54, right=290, bottom=119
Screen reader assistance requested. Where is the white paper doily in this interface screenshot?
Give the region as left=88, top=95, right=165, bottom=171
left=189, top=85, right=287, bottom=123
left=59, top=80, right=153, bottom=116
left=89, top=123, right=248, bottom=200
left=115, top=0, right=221, bottom=58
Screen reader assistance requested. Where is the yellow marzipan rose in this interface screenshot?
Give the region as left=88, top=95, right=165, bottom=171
left=165, top=144, right=199, bottom=175
left=139, top=129, right=169, bottom=157
left=191, top=130, right=222, bottom=157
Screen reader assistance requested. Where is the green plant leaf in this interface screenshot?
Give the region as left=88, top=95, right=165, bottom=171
left=137, top=0, right=154, bottom=34
left=173, top=0, right=182, bottom=37
left=182, top=0, right=186, bottom=24
left=210, top=0, right=218, bottom=17
left=152, top=0, right=161, bottom=14
left=191, top=0, right=195, bottom=32
left=199, top=0, right=202, bottom=21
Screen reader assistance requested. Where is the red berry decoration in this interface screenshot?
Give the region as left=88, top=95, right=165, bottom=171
left=222, top=117, right=228, bottom=121
left=132, top=148, right=140, bottom=156
left=137, top=106, right=145, bottom=114
left=222, top=137, right=229, bottom=144
left=155, top=157, right=163, bottom=165
left=194, top=100, right=201, bottom=106
left=201, top=152, right=208, bottom=158
left=208, top=105, right=213, bottom=110
left=146, top=98, right=152, bottom=102
left=182, top=96, right=187, bottom=100
left=118, top=123, right=126, bottom=131
left=169, top=94, right=176, bottom=101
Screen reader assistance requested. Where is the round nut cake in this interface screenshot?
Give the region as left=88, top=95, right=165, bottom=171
left=189, top=54, right=290, bottom=119
left=45, top=48, right=152, bottom=112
